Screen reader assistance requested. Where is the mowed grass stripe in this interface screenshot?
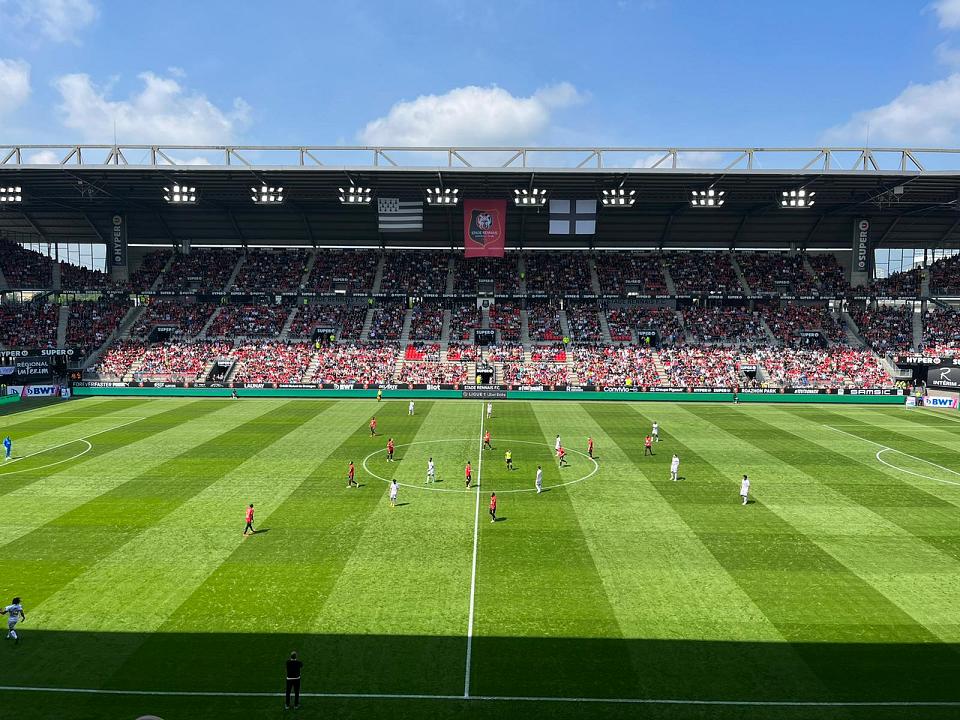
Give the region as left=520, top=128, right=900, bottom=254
left=681, top=405, right=960, bottom=644
left=471, top=402, right=636, bottom=699
left=0, top=399, right=232, bottom=543
left=1, top=400, right=296, bottom=617
left=0, top=397, right=155, bottom=449
left=0, top=397, right=152, bottom=428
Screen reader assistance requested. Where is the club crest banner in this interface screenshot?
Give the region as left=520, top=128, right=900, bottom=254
left=464, top=200, right=506, bottom=258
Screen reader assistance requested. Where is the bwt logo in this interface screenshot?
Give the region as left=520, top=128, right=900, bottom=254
left=25, top=386, right=57, bottom=396
left=927, top=396, right=958, bottom=408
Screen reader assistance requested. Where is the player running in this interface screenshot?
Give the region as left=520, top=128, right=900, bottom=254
left=505, top=449, right=513, bottom=471
left=558, top=445, right=569, bottom=467
left=652, top=421, right=660, bottom=443
left=347, top=461, right=359, bottom=488
left=389, top=479, right=399, bottom=507
left=670, top=454, right=680, bottom=481
left=740, top=475, right=750, bottom=505
left=587, top=436, right=594, bottom=459
left=2, top=597, right=24, bottom=644
left=535, top=465, right=543, bottom=494
left=464, top=460, right=473, bottom=488
left=426, top=457, right=436, bottom=484
left=369, top=416, right=377, bottom=437
left=3, top=435, right=10, bottom=461
left=489, top=493, right=497, bottom=523
left=386, top=438, right=395, bottom=462
left=483, top=430, right=492, bottom=450
left=555, top=434, right=562, bottom=453
left=408, top=400, right=415, bottom=416
left=243, top=504, right=255, bottom=535
left=644, top=435, right=654, bottom=456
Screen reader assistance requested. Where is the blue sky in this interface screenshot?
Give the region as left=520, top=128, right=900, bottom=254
left=2, top=0, right=960, bottom=158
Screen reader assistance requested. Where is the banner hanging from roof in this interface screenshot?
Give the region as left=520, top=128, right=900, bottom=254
left=463, top=200, right=506, bottom=258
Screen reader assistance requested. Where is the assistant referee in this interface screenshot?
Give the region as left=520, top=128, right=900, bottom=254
left=285, top=651, right=303, bottom=710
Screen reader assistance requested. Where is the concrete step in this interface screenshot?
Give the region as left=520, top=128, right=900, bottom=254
left=279, top=305, right=300, bottom=341
left=198, top=306, right=223, bottom=340
left=598, top=309, right=613, bottom=344
left=360, top=307, right=375, bottom=341
left=662, top=258, right=677, bottom=295
left=730, top=253, right=753, bottom=294
left=371, top=254, right=386, bottom=294
left=441, top=309, right=451, bottom=343
left=56, top=304, right=69, bottom=348
left=223, top=254, right=245, bottom=292
left=399, top=308, right=413, bottom=345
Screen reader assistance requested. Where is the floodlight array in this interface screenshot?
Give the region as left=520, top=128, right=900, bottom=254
left=601, top=188, right=636, bottom=207
left=690, top=189, right=724, bottom=207
left=426, top=187, right=459, bottom=205
left=780, top=189, right=815, bottom=208
left=163, top=185, right=197, bottom=204
left=0, top=186, right=23, bottom=203
left=252, top=185, right=284, bottom=204
left=339, top=186, right=372, bottom=205
left=514, top=188, right=548, bottom=207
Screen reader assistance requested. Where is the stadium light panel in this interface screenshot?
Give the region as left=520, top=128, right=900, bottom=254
left=601, top=188, right=636, bottom=207
left=426, top=187, right=459, bottom=205
left=780, top=189, right=815, bottom=208
left=338, top=186, right=372, bottom=205
left=690, top=189, right=725, bottom=208
left=0, top=186, right=23, bottom=203
left=514, top=188, right=548, bottom=207
left=251, top=185, right=284, bottom=204
left=163, top=184, right=197, bottom=204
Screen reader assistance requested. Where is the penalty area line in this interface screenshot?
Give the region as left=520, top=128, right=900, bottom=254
left=0, top=685, right=958, bottom=707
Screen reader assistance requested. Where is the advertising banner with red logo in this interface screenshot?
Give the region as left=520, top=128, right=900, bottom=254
left=463, top=200, right=506, bottom=258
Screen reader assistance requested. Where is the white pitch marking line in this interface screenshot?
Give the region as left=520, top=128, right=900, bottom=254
left=0, top=685, right=958, bottom=707
left=0, top=441, right=91, bottom=478
left=464, top=402, right=484, bottom=699
left=2, top=416, right=147, bottom=467
left=824, top=424, right=960, bottom=487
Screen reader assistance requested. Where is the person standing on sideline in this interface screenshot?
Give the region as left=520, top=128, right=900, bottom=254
left=389, top=479, right=399, bottom=507
left=243, top=504, right=255, bottom=535
left=347, top=461, right=359, bottom=488
left=2, top=597, right=24, bottom=644
left=3, top=435, right=10, bottom=461
left=644, top=435, right=654, bottom=456
left=408, top=400, right=415, bottom=416
left=369, top=416, right=377, bottom=437
left=386, top=438, right=395, bottom=462
left=740, top=475, right=750, bottom=505
left=587, top=436, right=594, bottom=459
left=535, top=465, right=543, bottom=494
left=376, top=387, right=382, bottom=402
left=670, top=454, right=680, bottom=482
left=464, top=460, right=472, bottom=488
left=284, top=651, right=303, bottom=710
left=486, top=402, right=493, bottom=420
left=489, top=492, right=497, bottom=523
left=652, top=421, right=660, bottom=443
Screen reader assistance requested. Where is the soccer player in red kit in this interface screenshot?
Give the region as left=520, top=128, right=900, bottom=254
left=644, top=435, right=654, bottom=456
left=347, top=461, right=359, bottom=488
left=465, top=461, right=473, bottom=488
left=558, top=446, right=569, bottom=467
left=587, top=437, right=594, bottom=459
left=386, top=438, right=395, bottom=462
left=243, top=503, right=255, bottom=535
left=483, top=430, right=492, bottom=450
left=489, top=493, right=497, bottom=523
left=369, top=417, right=377, bottom=437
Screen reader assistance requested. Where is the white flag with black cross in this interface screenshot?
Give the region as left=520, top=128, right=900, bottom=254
left=548, top=199, right=597, bottom=235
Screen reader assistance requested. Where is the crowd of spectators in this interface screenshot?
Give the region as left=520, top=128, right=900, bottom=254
left=96, top=340, right=144, bottom=378
left=595, top=252, right=667, bottom=296
left=808, top=253, right=848, bottom=295
left=454, top=256, right=521, bottom=294
left=0, top=241, right=52, bottom=288
left=849, top=305, right=915, bottom=353
left=231, top=342, right=313, bottom=383
left=129, top=249, right=171, bottom=291
left=409, top=303, right=444, bottom=340
left=759, top=348, right=891, bottom=388
left=447, top=343, right=476, bottom=361
left=761, top=304, right=845, bottom=346
left=573, top=345, right=662, bottom=387
left=480, top=345, right=524, bottom=362
left=66, top=299, right=130, bottom=353
left=368, top=303, right=406, bottom=341
left=870, top=267, right=922, bottom=298
left=605, top=307, right=685, bottom=345
left=523, top=253, right=593, bottom=296
left=929, top=254, right=960, bottom=295
left=380, top=252, right=450, bottom=295
left=288, top=303, right=365, bottom=340
left=206, top=304, right=289, bottom=338
left=232, top=250, right=309, bottom=292
left=131, top=342, right=231, bottom=382
left=398, top=361, right=468, bottom=385
left=0, top=301, right=58, bottom=348
left=566, top=305, right=603, bottom=342
left=308, top=343, right=398, bottom=384
left=665, top=252, right=741, bottom=294
left=132, top=300, right=218, bottom=339
left=736, top=253, right=818, bottom=295
left=525, top=303, right=562, bottom=341
left=449, top=304, right=481, bottom=342
left=306, top=250, right=378, bottom=294
left=681, top=306, right=765, bottom=344
left=921, top=309, right=960, bottom=355
left=161, top=249, right=240, bottom=292
left=60, top=262, right=116, bottom=291
left=489, top=303, right=521, bottom=341
left=659, top=347, right=753, bottom=387
left=502, top=360, right=567, bottom=386
left=404, top=343, right=442, bottom=361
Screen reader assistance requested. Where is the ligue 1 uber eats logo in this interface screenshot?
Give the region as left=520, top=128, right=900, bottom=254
left=468, top=208, right=500, bottom=248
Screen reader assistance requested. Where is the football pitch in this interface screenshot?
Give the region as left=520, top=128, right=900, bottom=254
left=1, top=396, right=960, bottom=720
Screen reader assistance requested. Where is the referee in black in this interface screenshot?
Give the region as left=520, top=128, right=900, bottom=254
left=285, top=651, right=303, bottom=710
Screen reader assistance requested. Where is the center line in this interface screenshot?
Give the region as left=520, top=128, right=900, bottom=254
left=464, top=402, right=485, bottom=698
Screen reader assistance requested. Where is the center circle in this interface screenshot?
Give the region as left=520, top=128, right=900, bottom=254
left=362, top=438, right=599, bottom=494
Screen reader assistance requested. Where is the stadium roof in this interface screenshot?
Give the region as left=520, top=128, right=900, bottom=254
left=2, top=145, right=960, bottom=251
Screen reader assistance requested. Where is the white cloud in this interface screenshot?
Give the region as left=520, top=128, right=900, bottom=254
left=823, top=73, right=960, bottom=145
left=933, top=0, right=960, bottom=29
left=54, top=71, right=251, bottom=144
left=936, top=41, right=960, bottom=66
left=26, top=149, right=61, bottom=164
left=358, top=83, right=585, bottom=146
left=0, top=0, right=98, bottom=43
left=634, top=151, right=726, bottom=169
left=0, top=58, right=30, bottom=115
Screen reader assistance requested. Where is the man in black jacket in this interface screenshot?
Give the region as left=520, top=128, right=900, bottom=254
left=285, top=651, right=303, bottom=710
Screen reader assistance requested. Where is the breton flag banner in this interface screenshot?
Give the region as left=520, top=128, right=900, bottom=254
left=378, top=198, right=423, bottom=232
left=549, top=199, right=597, bottom=235
left=463, top=199, right=506, bottom=258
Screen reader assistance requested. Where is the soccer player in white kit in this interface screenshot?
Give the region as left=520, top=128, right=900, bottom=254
left=487, top=402, right=493, bottom=419
left=408, top=400, right=415, bottom=416
left=670, top=454, right=680, bottom=481
left=2, top=597, right=24, bottom=644
left=389, top=479, right=399, bottom=507
left=652, top=422, right=660, bottom=442
left=535, top=465, right=543, bottom=494
left=426, top=458, right=436, bottom=484
left=555, top=434, right=561, bottom=453
left=740, top=475, right=750, bottom=505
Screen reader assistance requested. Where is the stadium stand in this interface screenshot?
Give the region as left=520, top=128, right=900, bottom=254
left=131, top=300, right=218, bottom=340
left=807, top=253, right=848, bottom=295
left=760, top=304, right=845, bottom=345
left=595, top=252, right=667, bottom=296
left=368, top=303, right=406, bottom=341
left=380, top=252, right=450, bottom=295
left=849, top=305, right=915, bottom=352
left=489, top=302, right=522, bottom=342
left=0, top=301, right=58, bottom=348
left=0, top=241, right=52, bottom=288
left=449, top=303, right=482, bottom=342
left=308, top=343, right=399, bottom=384
left=760, top=348, right=891, bottom=388
left=566, top=305, right=603, bottom=342
left=736, top=253, right=819, bottom=296
left=232, top=249, right=309, bottom=292
left=921, top=308, right=960, bottom=355
left=409, top=303, right=444, bottom=341
left=66, top=298, right=130, bottom=353
left=231, top=342, right=313, bottom=383
left=306, top=250, right=378, bottom=294
left=573, top=345, right=662, bottom=386
left=206, top=304, right=289, bottom=339
left=929, top=254, right=960, bottom=295
left=161, top=249, right=240, bottom=292
left=526, top=303, right=563, bottom=342
left=524, top=252, right=593, bottom=296
left=680, top=306, right=766, bottom=344
left=454, top=256, right=520, bottom=294
left=288, top=302, right=365, bottom=340
left=665, top=252, right=740, bottom=294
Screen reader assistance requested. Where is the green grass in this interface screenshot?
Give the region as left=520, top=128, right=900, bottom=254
left=1, top=396, right=959, bottom=720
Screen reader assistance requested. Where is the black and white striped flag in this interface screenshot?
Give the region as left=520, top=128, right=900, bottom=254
left=378, top=198, right=423, bottom=232
left=549, top=199, right=597, bottom=235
